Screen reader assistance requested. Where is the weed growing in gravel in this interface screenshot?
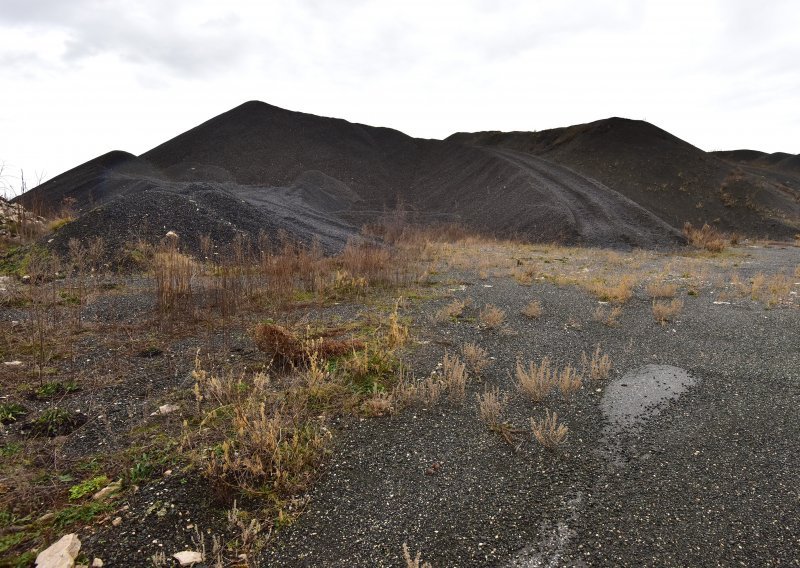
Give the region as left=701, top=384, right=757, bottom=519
left=479, top=304, right=506, bottom=329
left=515, top=357, right=555, bottom=402
left=593, top=304, right=622, bottom=327
left=68, top=475, right=109, bottom=500
left=153, top=247, right=198, bottom=317
left=521, top=299, right=543, bottom=318
left=441, top=352, right=469, bottom=403
left=581, top=346, right=612, bottom=380
left=646, top=281, right=678, bottom=298
left=462, top=342, right=491, bottom=376
left=0, top=402, right=27, bottom=424
left=586, top=275, right=636, bottom=303
left=476, top=386, right=507, bottom=428
left=435, top=299, right=466, bottom=322
left=403, top=542, right=433, bottom=568
left=556, top=364, right=582, bottom=398
left=531, top=409, right=568, bottom=450
left=683, top=222, right=728, bottom=252
left=652, top=298, right=684, bottom=324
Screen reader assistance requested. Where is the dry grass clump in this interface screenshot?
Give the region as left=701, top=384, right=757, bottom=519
left=153, top=248, right=198, bottom=314
left=646, top=281, right=678, bottom=298
left=794, top=264, right=800, bottom=278
left=393, top=352, right=469, bottom=407
left=476, top=386, right=507, bottom=428
left=435, top=299, right=466, bottom=322
left=652, top=298, right=684, bottom=324
left=531, top=409, right=568, bottom=450
left=462, top=342, right=491, bottom=375
left=556, top=364, right=582, bottom=398
left=581, top=346, right=612, bottom=381
left=190, top=360, right=328, bottom=500
left=586, top=275, right=636, bottom=303
left=479, top=304, right=506, bottom=329
left=361, top=391, right=394, bottom=417
left=515, top=357, right=555, bottom=402
left=683, top=222, right=727, bottom=252
left=521, top=299, right=543, bottom=319
left=513, top=265, right=537, bottom=286
left=393, top=374, right=444, bottom=407
left=338, top=239, right=394, bottom=285
left=386, top=300, right=409, bottom=348
left=253, top=323, right=363, bottom=364
left=441, top=352, right=469, bottom=403
left=593, top=305, right=622, bottom=327
left=402, top=543, right=433, bottom=568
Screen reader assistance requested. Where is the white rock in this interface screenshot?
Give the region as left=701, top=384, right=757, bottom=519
left=92, top=481, right=121, bottom=501
left=165, top=231, right=179, bottom=239
left=91, top=560, right=103, bottom=567
left=3, top=360, right=23, bottom=366
left=151, top=404, right=179, bottom=416
left=36, top=533, right=81, bottom=568
left=111, top=516, right=122, bottom=527
left=173, top=550, right=203, bottom=565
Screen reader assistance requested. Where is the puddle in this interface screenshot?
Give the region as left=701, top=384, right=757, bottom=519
left=601, top=364, right=696, bottom=435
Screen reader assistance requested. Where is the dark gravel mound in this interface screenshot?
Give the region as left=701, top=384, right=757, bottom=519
left=141, top=102, right=682, bottom=247
left=15, top=150, right=163, bottom=214
left=17, top=103, right=699, bottom=256
left=450, top=118, right=800, bottom=238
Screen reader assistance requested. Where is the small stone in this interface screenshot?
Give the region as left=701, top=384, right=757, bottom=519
left=92, top=481, right=122, bottom=501
left=173, top=550, right=203, bottom=565
left=111, top=517, right=122, bottom=527
left=37, top=512, right=55, bottom=524
left=92, top=559, right=103, bottom=567
left=35, top=533, right=81, bottom=568
left=3, top=360, right=23, bottom=367
left=151, top=404, right=179, bottom=416
left=163, top=469, right=172, bottom=476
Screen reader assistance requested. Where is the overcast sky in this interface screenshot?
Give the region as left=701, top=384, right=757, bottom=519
left=1, top=0, right=798, bottom=196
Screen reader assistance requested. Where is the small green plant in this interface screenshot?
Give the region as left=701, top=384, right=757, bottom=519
left=30, top=407, right=83, bottom=437
left=34, top=380, right=79, bottom=399
left=0, top=402, right=27, bottom=424
left=69, top=475, right=109, bottom=500
left=129, top=453, right=154, bottom=484
left=0, top=442, right=22, bottom=457
left=54, top=501, right=112, bottom=530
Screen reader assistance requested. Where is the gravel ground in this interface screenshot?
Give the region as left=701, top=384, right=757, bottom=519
left=260, top=244, right=799, bottom=567
left=4, top=243, right=797, bottom=566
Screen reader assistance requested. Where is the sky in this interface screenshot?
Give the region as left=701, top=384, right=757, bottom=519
left=1, top=0, right=798, bottom=197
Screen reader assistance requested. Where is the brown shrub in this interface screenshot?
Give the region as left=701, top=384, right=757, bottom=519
left=531, top=409, right=568, bottom=450
left=581, top=345, right=612, bottom=380
left=593, top=305, right=622, bottom=327
left=479, top=304, right=506, bottom=329
left=652, top=298, right=684, bottom=325
left=476, top=386, right=507, bottom=428
left=586, top=275, right=636, bottom=303
left=253, top=323, right=363, bottom=363
left=683, top=222, right=727, bottom=252
left=646, top=281, right=677, bottom=298
left=515, top=357, right=555, bottom=402
left=556, top=364, right=582, bottom=398
left=462, top=342, right=491, bottom=375
left=521, top=300, right=543, bottom=319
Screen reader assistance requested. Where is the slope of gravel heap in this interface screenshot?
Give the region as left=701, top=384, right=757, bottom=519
left=449, top=118, right=800, bottom=239
left=16, top=101, right=688, bottom=256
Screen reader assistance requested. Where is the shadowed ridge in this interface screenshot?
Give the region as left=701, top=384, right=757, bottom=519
left=12, top=150, right=162, bottom=214
left=450, top=118, right=800, bottom=238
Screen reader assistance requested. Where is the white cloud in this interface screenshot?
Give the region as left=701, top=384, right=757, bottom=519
left=0, top=0, right=797, bottom=196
